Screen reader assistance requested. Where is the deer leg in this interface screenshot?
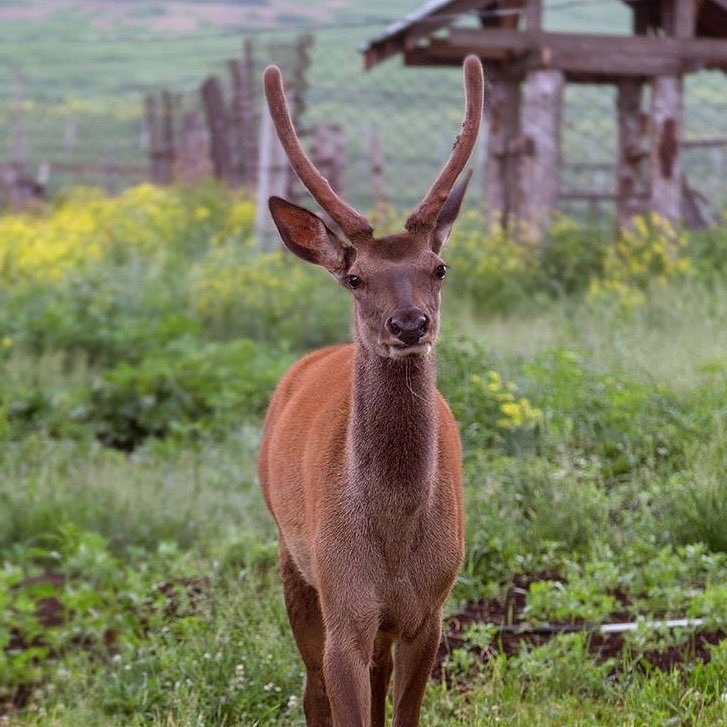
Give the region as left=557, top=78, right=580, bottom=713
left=370, top=632, right=393, bottom=727
left=391, top=615, right=442, bottom=727
left=321, top=610, right=379, bottom=727
left=279, top=542, right=332, bottom=727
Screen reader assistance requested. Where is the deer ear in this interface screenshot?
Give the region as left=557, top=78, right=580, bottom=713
left=268, top=197, right=353, bottom=274
left=431, top=169, right=472, bottom=253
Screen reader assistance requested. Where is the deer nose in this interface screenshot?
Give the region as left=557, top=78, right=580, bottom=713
left=387, top=309, right=429, bottom=346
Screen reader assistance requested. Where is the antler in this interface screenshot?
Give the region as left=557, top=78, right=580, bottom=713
left=405, top=55, right=484, bottom=231
left=263, top=65, right=373, bottom=241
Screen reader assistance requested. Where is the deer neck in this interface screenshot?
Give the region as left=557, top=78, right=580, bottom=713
left=347, top=343, right=438, bottom=516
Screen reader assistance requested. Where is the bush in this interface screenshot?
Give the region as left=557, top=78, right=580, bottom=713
left=85, top=339, right=290, bottom=450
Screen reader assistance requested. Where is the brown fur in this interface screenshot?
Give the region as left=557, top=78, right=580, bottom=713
left=259, top=343, right=463, bottom=726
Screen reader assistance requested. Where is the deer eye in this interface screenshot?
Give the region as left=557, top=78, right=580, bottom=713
left=434, top=264, right=447, bottom=280
left=346, top=274, right=361, bottom=289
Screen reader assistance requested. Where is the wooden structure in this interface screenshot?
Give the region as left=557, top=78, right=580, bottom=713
left=363, top=0, right=727, bottom=238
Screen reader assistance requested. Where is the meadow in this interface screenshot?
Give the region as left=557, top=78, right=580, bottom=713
left=0, top=184, right=726, bottom=724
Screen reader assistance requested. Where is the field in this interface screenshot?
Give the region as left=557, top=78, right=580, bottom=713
left=0, top=184, right=726, bottom=724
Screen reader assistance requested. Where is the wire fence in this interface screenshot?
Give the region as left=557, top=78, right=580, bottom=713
left=3, top=17, right=727, bottom=222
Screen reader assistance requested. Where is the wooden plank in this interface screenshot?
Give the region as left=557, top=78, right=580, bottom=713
left=447, top=28, right=727, bottom=68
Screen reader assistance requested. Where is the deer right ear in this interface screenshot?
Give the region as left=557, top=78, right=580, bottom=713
left=268, top=197, right=354, bottom=274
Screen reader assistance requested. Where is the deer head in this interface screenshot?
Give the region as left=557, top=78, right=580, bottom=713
left=265, top=56, right=484, bottom=359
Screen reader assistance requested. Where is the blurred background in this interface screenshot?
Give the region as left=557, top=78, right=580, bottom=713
left=2, top=0, right=727, bottom=222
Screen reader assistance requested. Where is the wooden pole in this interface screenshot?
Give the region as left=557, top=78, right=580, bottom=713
left=228, top=58, right=247, bottom=187
left=616, top=80, right=650, bottom=229
left=485, top=78, right=520, bottom=228
left=240, top=38, right=258, bottom=188
left=177, top=111, right=212, bottom=184
left=255, top=102, right=290, bottom=248
left=516, top=69, right=564, bottom=244
left=201, top=75, right=235, bottom=184
left=160, top=90, right=176, bottom=184
left=144, top=94, right=164, bottom=184
left=370, top=126, right=386, bottom=223
left=650, top=75, right=683, bottom=228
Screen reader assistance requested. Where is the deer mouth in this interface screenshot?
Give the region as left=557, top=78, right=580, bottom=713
left=387, top=343, right=432, bottom=359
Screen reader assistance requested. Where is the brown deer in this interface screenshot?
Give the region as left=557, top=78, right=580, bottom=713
left=258, top=56, right=483, bottom=726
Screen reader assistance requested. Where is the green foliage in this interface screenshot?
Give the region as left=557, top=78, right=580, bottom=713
left=510, top=632, right=615, bottom=699
left=86, top=339, right=290, bottom=450
left=2, top=186, right=727, bottom=723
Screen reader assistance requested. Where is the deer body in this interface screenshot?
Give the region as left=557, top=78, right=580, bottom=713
left=256, top=56, right=483, bottom=726
left=259, top=343, right=462, bottom=725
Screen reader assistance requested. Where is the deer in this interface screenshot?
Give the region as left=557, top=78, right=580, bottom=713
left=257, top=55, right=483, bottom=726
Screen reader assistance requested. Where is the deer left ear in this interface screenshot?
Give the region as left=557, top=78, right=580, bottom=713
left=268, top=196, right=354, bottom=274
left=431, top=169, right=472, bottom=253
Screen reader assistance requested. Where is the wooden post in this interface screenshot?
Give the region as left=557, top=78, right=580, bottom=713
left=485, top=78, right=520, bottom=228
left=616, top=81, right=650, bottom=229
left=177, top=111, right=212, bottom=184
left=516, top=69, right=564, bottom=244
left=255, top=102, right=290, bottom=248
left=523, top=0, right=543, bottom=30
left=650, top=75, right=682, bottom=228
left=240, top=38, right=258, bottom=188
left=370, top=126, right=387, bottom=223
left=144, top=94, right=164, bottom=184
left=227, top=58, right=248, bottom=187
left=311, top=124, right=346, bottom=195
left=160, top=90, right=176, bottom=184
left=201, top=75, right=235, bottom=184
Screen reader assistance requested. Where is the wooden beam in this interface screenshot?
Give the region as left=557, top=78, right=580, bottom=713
left=447, top=28, right=727, bottom=70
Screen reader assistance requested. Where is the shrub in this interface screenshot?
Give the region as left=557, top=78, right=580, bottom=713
left=85, top=339, right=290, bottom=450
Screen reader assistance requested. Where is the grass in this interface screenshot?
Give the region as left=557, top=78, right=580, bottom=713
left=3, top=282, right=727, bottom=724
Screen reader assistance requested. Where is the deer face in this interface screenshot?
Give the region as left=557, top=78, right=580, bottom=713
left=264, top=56, right=482, bottom=358
left=269, top=171, right=470, bottom=358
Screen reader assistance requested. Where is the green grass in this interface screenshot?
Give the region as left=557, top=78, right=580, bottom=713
left=4, top=283, right=727, bottom=724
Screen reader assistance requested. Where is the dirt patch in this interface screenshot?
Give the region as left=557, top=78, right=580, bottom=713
left=434, top=572, right=726, bottom=680
left=2, top=572, right=210, bottom=716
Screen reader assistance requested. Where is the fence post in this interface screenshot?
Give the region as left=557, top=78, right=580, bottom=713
left=485, top=78, right=520, bottom=229
left=228, top=58, right=246, bottom=187
left=516, top=69, right=564, bottom=245
left=160, top=90, right=176, bottom=184
left=616, top=80, right=650, bottom=229
left=370, top=126, right=386, bottom=223
left=201, top=75, right=235, bottom=184
left=255, top=102, right=290, bottom=248
left=145, top=94, right=164, bottom=184
left=177, top=111, right=212, bottom=184
left=650, top=75, right=683, bottom=231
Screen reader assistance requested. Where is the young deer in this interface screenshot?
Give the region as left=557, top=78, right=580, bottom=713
left=258, top=56, right=483, bottom=726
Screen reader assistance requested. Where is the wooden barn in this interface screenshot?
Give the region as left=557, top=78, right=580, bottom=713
left=363, top=0, right=727, bottom=238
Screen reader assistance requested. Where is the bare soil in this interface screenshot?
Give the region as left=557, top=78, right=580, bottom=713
left=433, top=572, right=725, bottom=679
